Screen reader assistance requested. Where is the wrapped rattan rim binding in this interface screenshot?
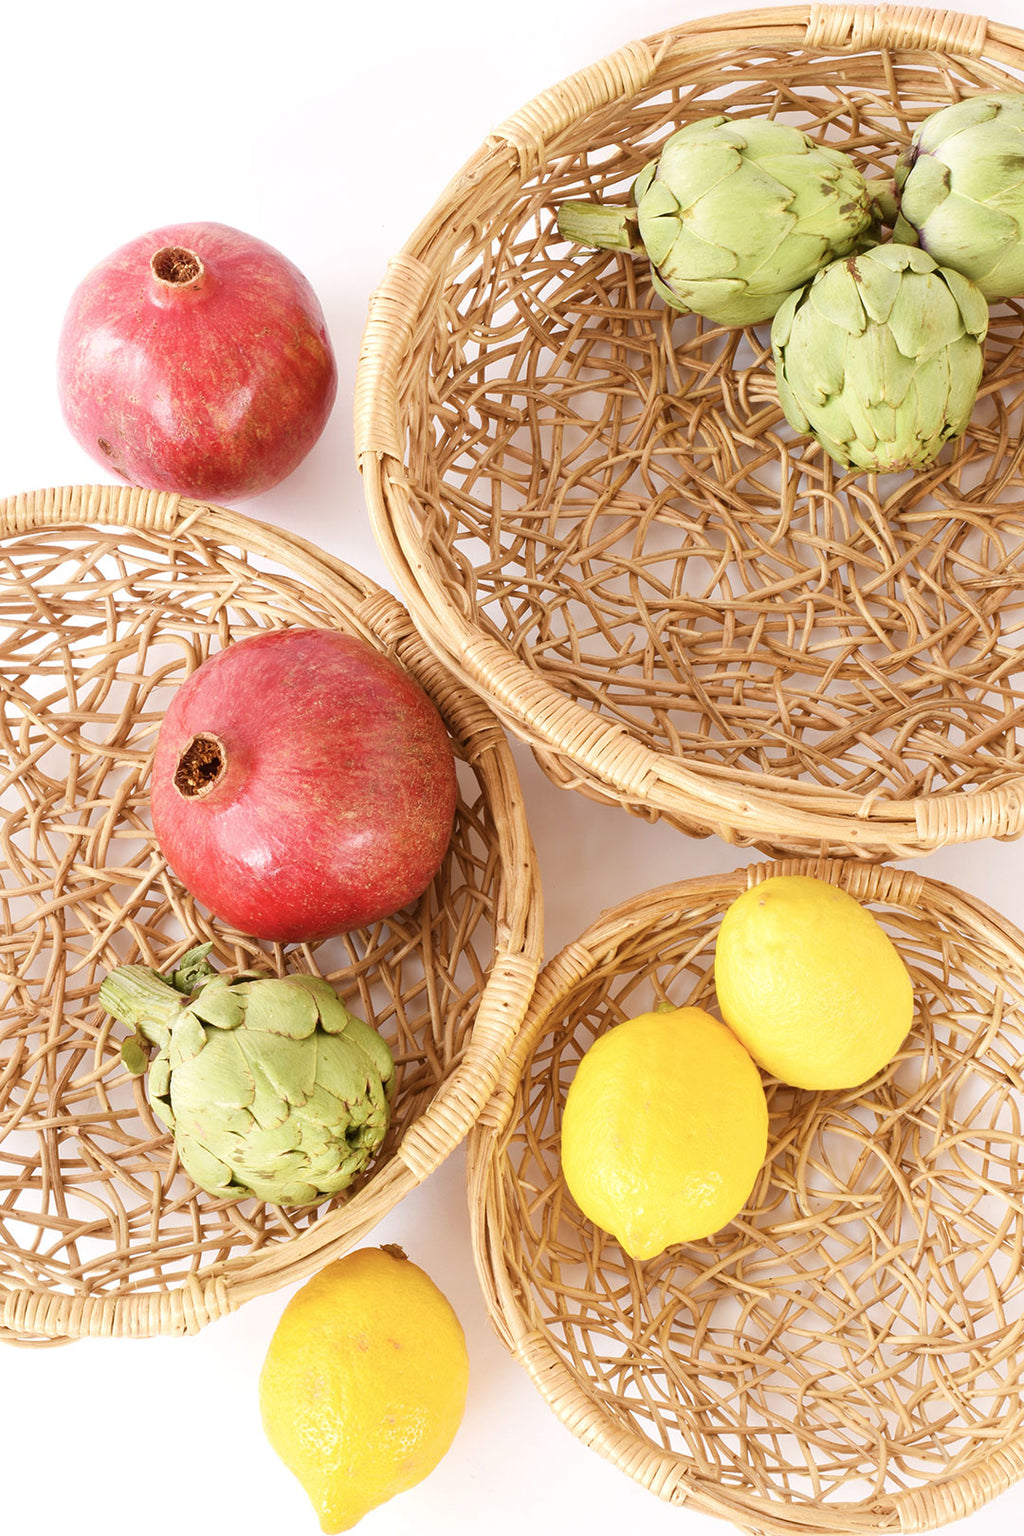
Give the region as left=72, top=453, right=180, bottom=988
left=0, top=484, right=543, bottom=1343
left=467, top=856, right=1024, bottom=1535
left=356, top=4, right=1024, bottom=861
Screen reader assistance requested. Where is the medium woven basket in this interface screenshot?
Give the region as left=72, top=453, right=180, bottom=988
left=357, top=3, right=1024, bottom=861
left=0, top=484, right=543, bottom=1345
left=467, top=857, right=1024, bottom=1534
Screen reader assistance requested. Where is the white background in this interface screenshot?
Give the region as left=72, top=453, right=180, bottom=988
left=3, top=2, right=1024, bottom=1533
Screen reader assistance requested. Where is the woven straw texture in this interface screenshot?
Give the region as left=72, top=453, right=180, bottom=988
left=357, top=4, right=1024, bottom=861
left=0, top=484, right=542, bottom=1345
left=467, top=857, right=1024, bottom=1534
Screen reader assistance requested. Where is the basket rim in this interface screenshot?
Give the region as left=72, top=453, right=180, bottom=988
left=466, top=853, right=1024, bottom=1534
left=0, top=482, right=544, bottom=1342
left=355, top=2, right=1024, bottom=861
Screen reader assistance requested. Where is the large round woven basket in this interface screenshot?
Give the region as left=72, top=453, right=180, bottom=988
left=468, top=857, right=1024, bottom=1534
left=0, top=484, right=543, bottom=1344
left=357, top=3, right=1024, bottom=861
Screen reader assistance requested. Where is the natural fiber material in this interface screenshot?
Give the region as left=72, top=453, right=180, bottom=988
left=357, top=4, right=1024, bottom=860
left=0, top=485, right=542, bottom=1344
left=467, top=858, right=1024, bottom=1533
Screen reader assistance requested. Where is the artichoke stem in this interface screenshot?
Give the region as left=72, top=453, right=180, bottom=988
left=556, top=199, right=642, bottom=253
left=98, top=965, right=186, bottom=1046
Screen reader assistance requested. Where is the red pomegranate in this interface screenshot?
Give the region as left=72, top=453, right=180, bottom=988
left=150, top=628, right=458, bottom=943
left=57, top=222, right=337, bottom=502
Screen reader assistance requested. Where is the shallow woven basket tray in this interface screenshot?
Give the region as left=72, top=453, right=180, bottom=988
left=357, top=3, right=1024, bottom=861
left=467, top=856, right=1024, bottom=1535
left=0, top=484, right=542, bottom=1345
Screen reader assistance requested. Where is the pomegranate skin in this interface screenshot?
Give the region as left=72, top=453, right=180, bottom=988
left=57, top=222, right=338, bottom=502
left=150, top=628, right=458, bottom=943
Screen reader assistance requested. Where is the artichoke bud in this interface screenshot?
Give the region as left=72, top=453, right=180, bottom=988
left=101, top=954, right=396, bottom=1206
left=556, top=113, right=876, bottom=327
left=893, top=90, right=1024, bottom=301
left=770, top=243, right=988, bottom=475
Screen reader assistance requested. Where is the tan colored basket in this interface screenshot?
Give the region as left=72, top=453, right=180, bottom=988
left=467, top=856, right=1024, bottom=1534
left=357, top=3, right=1024, bottom=862
left=0, top=484, right=543, bottom=1344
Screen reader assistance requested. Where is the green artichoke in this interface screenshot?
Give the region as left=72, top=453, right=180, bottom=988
left=771, top=243, right=989, bottom=474
left=894, top=91, right=1024, bottom=301
left=556, top=115, right=879, bottom=327
left=101, top=945, right=395, bottom=1206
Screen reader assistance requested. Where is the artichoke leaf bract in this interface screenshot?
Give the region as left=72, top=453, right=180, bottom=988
left=188, top=979, right=246, bottom=1030
left=238, top=975, right=322, bottom=1038
left=101, top=947, right=396, bottom=1206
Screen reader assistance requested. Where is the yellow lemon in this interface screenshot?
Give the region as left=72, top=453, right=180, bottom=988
left=560, top=1004, right=769, bottom=1261
left=714, top=874, right=914, bottom=1090
left=259, top=1244, right=469, bottom=1533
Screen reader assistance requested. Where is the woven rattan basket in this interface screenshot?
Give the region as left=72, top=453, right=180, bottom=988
left=357, top=3, right=1024, bottom=861
left=467, top=856, right=1024, bottom=1534
left=0, top=484, right=542, bottom=1345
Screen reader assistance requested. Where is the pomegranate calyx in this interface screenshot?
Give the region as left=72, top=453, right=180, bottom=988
left=174, top=732, right=226, bottom=799
left=149, top=244, right=207, bottom=304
